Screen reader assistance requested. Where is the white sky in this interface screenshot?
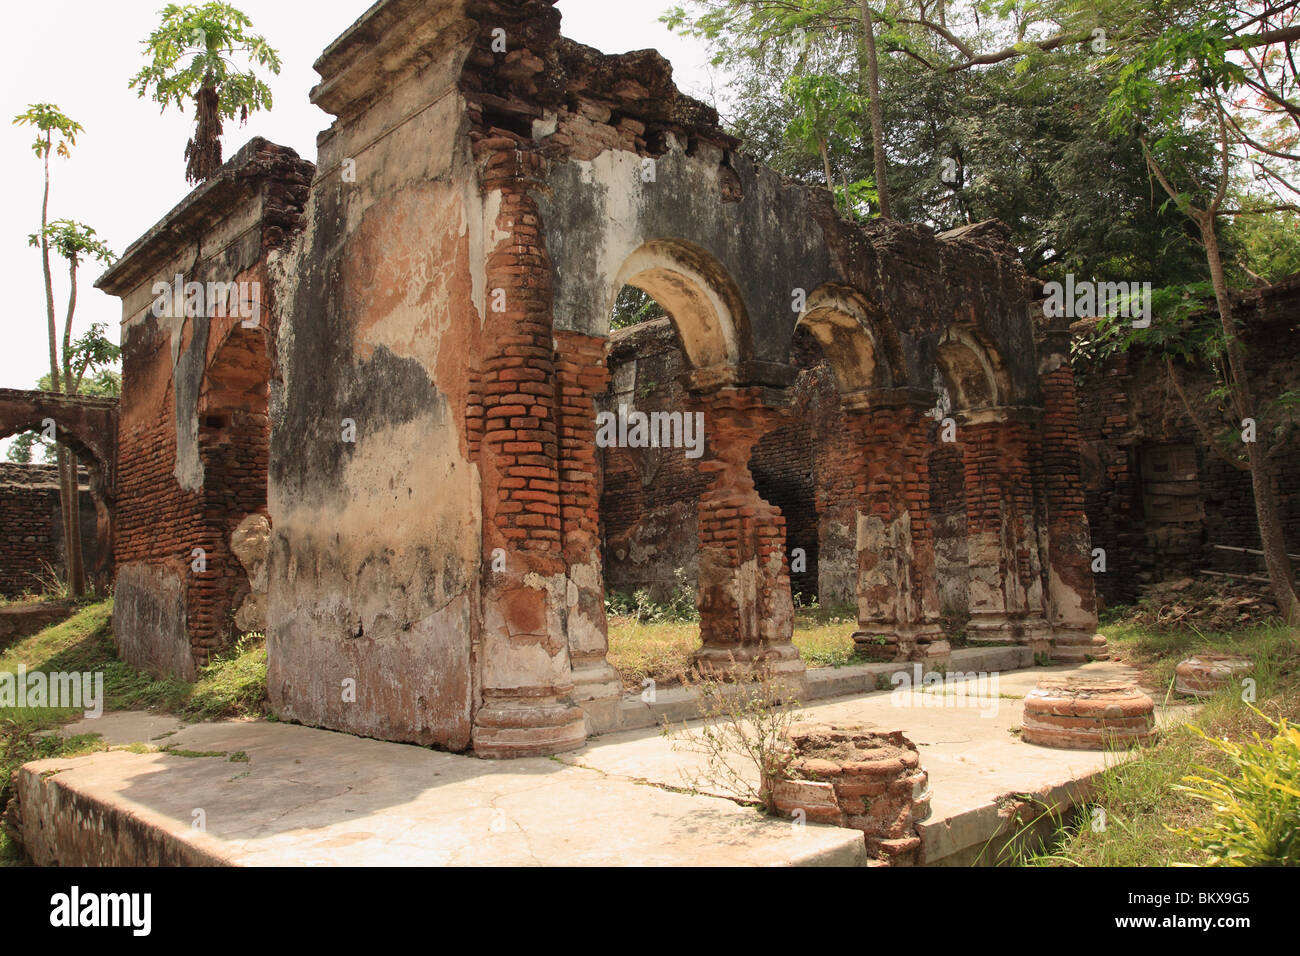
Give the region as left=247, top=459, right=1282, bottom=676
left=0, top=0, right=726, bottom=453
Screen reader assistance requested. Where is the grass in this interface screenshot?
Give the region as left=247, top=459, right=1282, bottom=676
left=607, top=603, right=858, bottom=691
left=0, top=599, right=269, bottom=865
left=1015, top=620, right=1299, bottom=866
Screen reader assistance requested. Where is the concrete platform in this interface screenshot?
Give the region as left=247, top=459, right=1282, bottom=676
left=7, top=659, right=1195, bottom=867
left=9, top=719, right=865, bottom=867
left=560, top=659, right=1196, bottom=864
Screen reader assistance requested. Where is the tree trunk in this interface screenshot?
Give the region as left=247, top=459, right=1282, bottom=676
left=186, top=83, right=224, bottom=185
left=62, top=258, right=86, bottom=597
left=38, top=133, right=80, bottom=597
left=66, top=458, right=86, bottom=596
left=859, top=1, right=893, bottom=219
left=820, top=137, right=836, bottom=206
left=1199, top=214, right=1299, bottom=624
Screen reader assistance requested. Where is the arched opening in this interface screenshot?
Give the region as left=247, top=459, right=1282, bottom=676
left=599, top=288, right=707, bottom=685
left=934, top=325, right=1009, bottom=412
left=192, top=325, right=271, bottom=661
left=584, top=241, right=804, bottom=691
left=791, top=285, right=910, bottom=627
left=609, top=239, right=746, bottom=373
left=793, top=284, right=904, bottom=392
left=0, top=413, right=112, bottom=597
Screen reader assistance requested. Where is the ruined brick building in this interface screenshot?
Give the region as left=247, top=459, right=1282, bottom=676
left=1073, top=276, right=1300, bottom=606
left=604, top=276, right=1300, bottom=616
left=0, top=389, right=117, bottom=595
left=76, top=0, right=1115, bottom=758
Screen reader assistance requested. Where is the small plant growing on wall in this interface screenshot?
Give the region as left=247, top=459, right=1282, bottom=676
left=128, top=2, right=281, bottom=184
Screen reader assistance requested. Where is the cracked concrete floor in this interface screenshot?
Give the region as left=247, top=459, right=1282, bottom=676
left=17, top=660, right=1196, bottom=867
left=555, top=659, right=1199, bottom=862
left=18, top=718, right=864, bottom=866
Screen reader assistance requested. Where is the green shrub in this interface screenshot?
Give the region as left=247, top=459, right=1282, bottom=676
left=605, top=586, right=698, bottom=624
left=1174, top=710, right=1300, bottom=866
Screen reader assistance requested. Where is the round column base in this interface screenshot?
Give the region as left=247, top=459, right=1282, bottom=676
left=472, top=697, right=587, bottom=759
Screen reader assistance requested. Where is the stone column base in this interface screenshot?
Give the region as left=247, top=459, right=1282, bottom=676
left=851, top=626, right=950, bottom=664
left=966, top=613, right=1051, bottom=648
left=1051, top=628, right=1111, bottom=663
left=767, top=722, right=931, bottom=865
left=472, top=696, right=587, bottom=759
left=570, top=658, right=622, bottom=704
left=692, top=642, right=806, bottom=687
left=1023, top=677, right=1155, bottom=749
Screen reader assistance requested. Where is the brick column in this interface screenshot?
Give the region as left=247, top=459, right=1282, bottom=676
left=555, top=330, right=622, bottom=719
left=843, top=389, right=948, bottom=663
left=814, top=406, right=859, bottom=605
left=471, top=139, right=585, bottom=758
left=692, top=386, right=804, bottom=684
left=957, top=407, right=1050, bottom=646
left=1039, top=331, right=1109, bottom=662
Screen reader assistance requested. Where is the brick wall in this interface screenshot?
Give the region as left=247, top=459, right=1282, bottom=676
left=0, top=463, right=98, bottom=596
left=600, top=319, right=842, bottom=603
left=1074, top=278, right=1300, bottom=602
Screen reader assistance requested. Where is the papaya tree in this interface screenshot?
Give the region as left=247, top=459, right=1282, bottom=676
left=784, top=73, right=875, bottom=213
left=129, top=2, right=281, bottom=184
left=25, top=221, right=117, bottom=596
left=12, top=104, right=90, bottom=595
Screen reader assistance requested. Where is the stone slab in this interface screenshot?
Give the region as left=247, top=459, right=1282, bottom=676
left=9, top=720, right=865, bottom=867
left=561, top=659, right=1197, bottom=864
left=8, top=659, right=1198, bottom=868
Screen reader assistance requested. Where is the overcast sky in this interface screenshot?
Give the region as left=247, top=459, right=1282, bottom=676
left=0, top=0, right=726, bottom=454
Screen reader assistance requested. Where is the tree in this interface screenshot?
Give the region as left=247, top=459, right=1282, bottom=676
left=23, top=222, right=117, bottom=595
left=666, top=1, right=1212, bottom=281
left=129, top=2, right=281, bottom=185
left=1104, top=0, right=1300, bottom=624
left=784, top=72, right=873, bottom=210
left=611, top=286, right=666, bottom=330
left=666, top=0, right=896, bottom=214
left=12, top=104, right=92, bottom=596
left=859, top=1, right=893, bottom=216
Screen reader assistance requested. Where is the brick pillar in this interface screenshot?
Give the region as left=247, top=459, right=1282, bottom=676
left=1039, top=332, right=1109, bottom=662
left=692, top=386, right=804, bottom=684
left=958, top=407, right=1051, bottom=646
left=843, top=389, right=949, bottom=663
left=471, top=139, right=585, bottom=758
left=815, top=405, right=859, bottom=605
left=555, top=330, right=622, bottom=719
